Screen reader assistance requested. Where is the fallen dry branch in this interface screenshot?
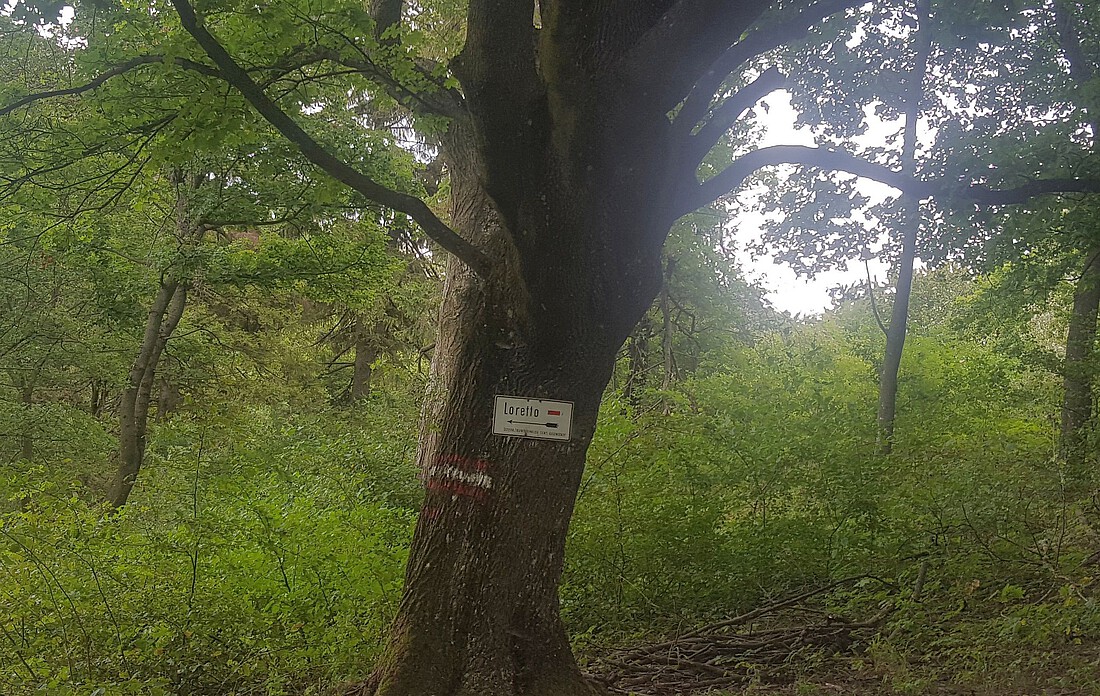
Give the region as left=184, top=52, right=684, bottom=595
left=590, top=577, right=892, bottom=695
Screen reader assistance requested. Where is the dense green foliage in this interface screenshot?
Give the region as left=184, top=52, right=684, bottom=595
left=2, top=405, right=418, bottom=695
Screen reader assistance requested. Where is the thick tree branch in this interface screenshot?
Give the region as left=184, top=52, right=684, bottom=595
left=686, top=145, right=919, bottom=213
left=686, top=67, right=786, bottom=167
left=455, top=0, right=539, bottom=103
left=369, top=0, right=403, bottom=41
left=623, top=0, right=769, bottom=113
left=1052, top=0, right=1098, bottom=149
left=546, top=0, right=676, bottom=73
left=0, top=56, right=219, bottom=117
left=681, top=144, right=1100, bottom=216
left=676, top=0, right=864, bottom=134
left=1053, top=0, right=1094, bottom=85
left=452, top=0, right=544, bottom=222
left=169, top=0, right=491, bottom=279
left=965, top=179, right=1100, bottom=204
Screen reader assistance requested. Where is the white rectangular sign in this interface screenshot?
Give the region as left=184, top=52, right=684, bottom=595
left=493, top=395, right=573, bottom=441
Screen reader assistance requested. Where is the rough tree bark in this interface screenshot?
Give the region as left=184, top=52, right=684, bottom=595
left=365, top=133, right=634, bottom=696
left=875, top=0, right=932, bottom=455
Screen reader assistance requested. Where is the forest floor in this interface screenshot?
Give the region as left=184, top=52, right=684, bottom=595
left=586, top=587, right=1100, bottom=696
left=738, top=642, right=1100, bottom=696
left=592, top=637, right=1100, bottom=696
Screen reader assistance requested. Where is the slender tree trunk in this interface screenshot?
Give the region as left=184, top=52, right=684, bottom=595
left=19, top=380, right=33, bottom=462
left=108, top=280, right=188, bottom=508
left=155, top=377, right=182, bottom=421
left=622, top=316, right=650, bottom=408
left=876, top=0, right=932, bottom=455
left=350, top=316, right=380, bottom=401
left=1060, top=247, right=1100, bottom=472
left=109, top=167, right=202, bottom=508
left=90, top=379, right=108, bottom=418
left=876, top=208, right=919, bottom=455
left=1053, top=0, right=1100, bottom=477
left=659, top=257, right=677, bottom=392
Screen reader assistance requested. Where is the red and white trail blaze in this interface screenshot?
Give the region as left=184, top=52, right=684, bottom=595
left=425, top=453, right=493, bottom=503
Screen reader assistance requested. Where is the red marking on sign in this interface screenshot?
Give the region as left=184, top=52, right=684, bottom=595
left=548, top=410, right=561, bottom=416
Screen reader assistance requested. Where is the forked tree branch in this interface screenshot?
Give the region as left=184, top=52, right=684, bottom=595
left=169, top=0, right=492, bottom=279
left=676, top=0, right=864, bottom=134
left=624, top=0, right=769, bottom=114
left=685, top=66, right=786, bottom=167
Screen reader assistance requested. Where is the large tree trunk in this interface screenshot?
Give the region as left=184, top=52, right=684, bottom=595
left=1060, top=247, right=1100, bottom=473
left=107, top=280, right=188, bottom=508
left=366, top=107, right=668, bottom=694
left=368, top=289, right=614, bottom=696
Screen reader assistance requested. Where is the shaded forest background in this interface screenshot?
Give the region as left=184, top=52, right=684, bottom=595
left=4, top=0, right=1100, bottom=693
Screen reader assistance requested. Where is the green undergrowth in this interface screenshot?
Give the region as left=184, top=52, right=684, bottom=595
left=5, top=317, right=1100, bottom=694
left=863, top=572, right=1100, bottom=694
left=0, top=402, right=419, bottom=695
